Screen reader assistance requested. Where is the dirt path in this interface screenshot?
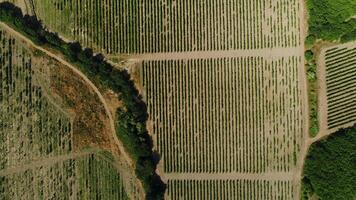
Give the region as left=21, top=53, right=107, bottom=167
left=0, top=149, right=96, bottom=177
left=291, top=0, right=310, bottom=199
left=164, top=172, right=295, bottom=181
left=108, top=47, right=301, bottom=61
left=0, top=22, right=145, bottom=199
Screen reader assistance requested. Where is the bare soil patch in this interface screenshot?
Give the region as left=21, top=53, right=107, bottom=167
left=47, top=58, right=112, bottom=151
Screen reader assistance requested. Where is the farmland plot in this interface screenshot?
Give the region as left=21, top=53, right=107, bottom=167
left=141, top=55, right=306, bottom=199
left=2, top=0, right=307, bottom=199
left=0, top=153, right=129, bottom=200
left=318, top=42, right=356, bottom=134
left=0, top=28, right=72, bottom=170
left=19, top=0, right=300, bottom=54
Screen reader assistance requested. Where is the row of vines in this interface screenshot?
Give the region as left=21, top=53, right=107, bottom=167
left=324, top=44, right=356, bottom=129
left=29, top=0, right=301, bottom=54
left=141, top=56, right=304, bottom=174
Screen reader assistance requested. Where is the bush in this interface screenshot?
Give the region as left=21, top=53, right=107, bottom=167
left=305, top=50, right=314, bottom=63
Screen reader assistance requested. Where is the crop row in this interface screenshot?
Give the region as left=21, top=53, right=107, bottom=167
left=167, top=179, right=294, bottom=200
left=141, top=56, right=304, bottom=173
left=0, top=30, right=72, bottom=170
left=30, top=0, right=300, bottom=54
left=324, top=44, right=356, bottom=129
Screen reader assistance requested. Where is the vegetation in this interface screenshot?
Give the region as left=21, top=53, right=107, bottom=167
left=26, top=0, right=300, bottom=53
left=142, top=57, right=303, bottom=176
left=323, top=45, right=356, bottom=129
left=306, top=0, right=356, bottom=42
left=0, top=2, right=165, bottom=199
left=302, top=126, right=356, bottom=200
left=305, top=50, right=319, bottom=137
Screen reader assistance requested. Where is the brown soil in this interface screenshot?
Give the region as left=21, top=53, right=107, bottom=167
left=48, top=59, right=112, bottom=151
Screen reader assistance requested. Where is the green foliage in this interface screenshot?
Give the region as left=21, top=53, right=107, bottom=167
left=0, top=2, right=165, bottom=199
left=302, top=126, right=356, bottom=200
left=306, top=0, right=356, bottom=42
left=305, top=50, right=314, bottom=62
left=341, top=29, right=356, bottom=43
left=305, top=34, right=316, bottom=48
left=305, top=49, right=319, bottom=137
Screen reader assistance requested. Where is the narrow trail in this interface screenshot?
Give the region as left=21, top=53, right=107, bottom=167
left=292, top=0, right=310, bottom=199
left=164, top=172, right=295, bottom=181
left=0, top=22, right=145, bottom=198
left=0, top=149, right=96, bottom=177
left=108, top=47, right=301, bottom=61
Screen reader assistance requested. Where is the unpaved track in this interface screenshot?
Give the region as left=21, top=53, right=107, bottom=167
left=292, top=0, right=310, bottom=199
left=165, top=172, right=295, bottom=181
left=0, top=149, right=96, bottom=177
left=0, top=22, right=145, bottom=198
left=109, top=47, right=300, bottom=61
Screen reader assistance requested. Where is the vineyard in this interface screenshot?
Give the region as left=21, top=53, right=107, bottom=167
left=142, top=57, right=304, bottom=173
left=0, top=0, right=309, bottom=199
left=0, top=25, right=137, bottom=199
left=141, top=55, right=306, bottom=198
left=6, top=0, right=300, bottom=54
left=0, top=28, right=72, bottom=170
left=167, top=179, right=294, bottom=199
left=319, top=42, right=356, bottom=132
left=0, top=153, right=129, bottom=199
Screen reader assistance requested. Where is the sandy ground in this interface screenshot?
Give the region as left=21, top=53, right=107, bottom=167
left=108, top=47, right=300, bottom=61
left=0, top=149, right=97, bottom=177
left=0, top=22, right=145, bottom=199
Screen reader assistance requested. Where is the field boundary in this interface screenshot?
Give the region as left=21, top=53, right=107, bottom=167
left=0, top=149, right=96, bottom=177
left=164, top=172, right=295, bottom=181
left=109, top=47, right=301, bottom=61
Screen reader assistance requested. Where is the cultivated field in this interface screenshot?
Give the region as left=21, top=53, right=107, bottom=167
left=10, top=0, right=300, bottom=54
left=142, top=57, right=304, bottom=174
left=317, top=42, right=356, bottom=135
left=0, top=153, right=128, bottom=199
left=0, top=28, right=72, bottom=170
left=136, top=0, right=307, bottom=199
left=1, top=0, right=309, bottom=199
left=141, top=54, right=306, bottom=199
left=0, top=24, right=140, bottom=199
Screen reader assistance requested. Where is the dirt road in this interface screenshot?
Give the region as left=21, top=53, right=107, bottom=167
left=0, top=149, right=96, bottom=177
